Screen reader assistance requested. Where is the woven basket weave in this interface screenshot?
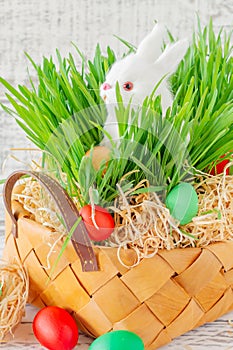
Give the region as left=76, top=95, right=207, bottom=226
left=3, top=171, right=233, bottom=349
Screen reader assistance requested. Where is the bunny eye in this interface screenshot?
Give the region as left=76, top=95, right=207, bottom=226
left=123, top=81, right=134, bottom=91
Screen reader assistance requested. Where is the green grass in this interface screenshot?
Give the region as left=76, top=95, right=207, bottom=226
left=171, top=18, right=233, bottom=171
left=0, top=44, right=115, bottom=195
left=1, top=18, right=233, bottom=206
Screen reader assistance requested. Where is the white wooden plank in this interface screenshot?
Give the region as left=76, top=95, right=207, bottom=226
left=1, top=0, right=231, bottom=95
left=0, top=1, right=233, bottom=349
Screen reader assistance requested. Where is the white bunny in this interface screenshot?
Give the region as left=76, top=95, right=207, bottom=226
left=100, top=23, right=188, bottom=141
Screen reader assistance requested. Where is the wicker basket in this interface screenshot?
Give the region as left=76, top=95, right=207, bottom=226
left=3, top=171, right=233, bottom=349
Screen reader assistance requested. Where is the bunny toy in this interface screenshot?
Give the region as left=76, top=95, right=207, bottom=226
left=100, top=23, right=188, bottom=141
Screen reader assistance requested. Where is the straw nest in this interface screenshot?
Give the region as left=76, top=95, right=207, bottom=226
left=108, top=172, right=233, bottom=266
left=14, top=170, right=233, bottom=268
left=0, top=260, right=29, bottom=341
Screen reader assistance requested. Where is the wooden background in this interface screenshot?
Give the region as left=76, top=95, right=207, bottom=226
left=0, top=1, right=233, bottom=349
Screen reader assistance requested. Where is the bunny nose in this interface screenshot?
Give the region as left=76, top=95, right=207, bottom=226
left=102, top=82, right=111, bottom=90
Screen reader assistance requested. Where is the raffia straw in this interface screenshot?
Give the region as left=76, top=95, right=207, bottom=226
left=108, top=181, right=184, bottom=266
left=0, top=260, right=29, bottom=341
left=185, top=165, right=233, bottom=247
left=14, top=178, right=66, bottom=234
left=108, top=167, right=233, bottom=266
left=13, top=167, right=233, bottom=268
left=13, top=178, right=67, bottom=271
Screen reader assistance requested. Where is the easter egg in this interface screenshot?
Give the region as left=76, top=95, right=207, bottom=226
left=80, top=204, right=115, bottom=241
left=85, top=146, right=111, bottom=172
left=89, top=330, right=144, bottom=350
left=210, top=157, right=229, bottom=175
left=32, top=306, right=79, bottom=350
left=165, top=182, right=198, bottom=225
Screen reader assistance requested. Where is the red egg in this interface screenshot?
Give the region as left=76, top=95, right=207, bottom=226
left=32, top=306, right=79, bottom=350
left=210, top=155, right=230, bottom=175
left=80, top=204, right=115, bottom=241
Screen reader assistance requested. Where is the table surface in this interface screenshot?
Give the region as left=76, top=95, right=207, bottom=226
left=1, top=219, right=233, bottom=349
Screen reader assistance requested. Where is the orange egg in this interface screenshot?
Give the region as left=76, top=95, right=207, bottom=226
left=85, top=146, right=111, bottom=172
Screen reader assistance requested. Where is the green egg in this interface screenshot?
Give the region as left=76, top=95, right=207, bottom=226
left=89, top=330, right=144, bottom=350
left=165, top=182, right=198, bottom=225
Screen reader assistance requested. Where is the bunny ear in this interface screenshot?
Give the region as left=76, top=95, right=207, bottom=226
left=155, top=39, right=189, bottom=75
left=136, top=23, right=166, bottom=62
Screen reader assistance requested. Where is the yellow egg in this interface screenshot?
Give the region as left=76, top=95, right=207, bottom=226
left=85, top=146, right=111, bottom=172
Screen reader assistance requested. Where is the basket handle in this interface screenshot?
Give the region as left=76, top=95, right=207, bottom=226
left=3, top=170, right=98, bottom=272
